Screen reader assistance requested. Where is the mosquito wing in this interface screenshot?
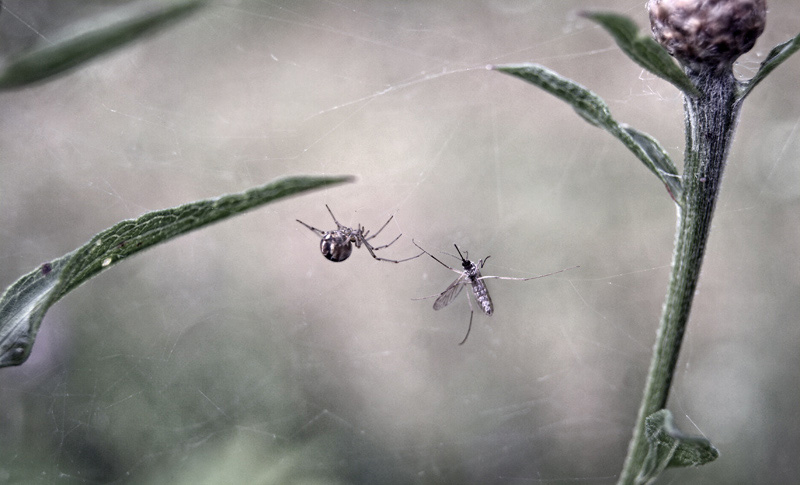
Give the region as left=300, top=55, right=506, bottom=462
left=433, top=274, right=468, bottom=310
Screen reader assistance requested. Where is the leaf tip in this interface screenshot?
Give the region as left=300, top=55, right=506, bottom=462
left=327, top=174, right=357, bottom=186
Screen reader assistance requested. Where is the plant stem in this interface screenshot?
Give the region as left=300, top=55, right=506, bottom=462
left=618, top=69, right=741, bottom=484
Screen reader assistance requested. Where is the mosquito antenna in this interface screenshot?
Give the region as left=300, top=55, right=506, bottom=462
left=453, top=244, right=466, bottom=262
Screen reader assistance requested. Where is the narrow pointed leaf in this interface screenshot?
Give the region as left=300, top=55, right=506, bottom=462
left=0, top=0, right=207, bottom=90
left=492, top=63, right=682, bottom=201
left=581, top=11, right=699, bottom=97
left=637, top=409, right=719, bottom=484
left=0, top=175, right=354, bottom=368
left=737, top=32, right=800, bottom=102
left=622, top=125, right=682, bottom=200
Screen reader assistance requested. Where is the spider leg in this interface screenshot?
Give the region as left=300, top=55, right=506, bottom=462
left=324, top=204, right=346, bottom=230
left=296, top=219, right=326, bottom=236
left=365, top=214, right=394, bottom=241
left=362, top=239, right=423, bottom=263
left=367, top=232, right=402, bottom=251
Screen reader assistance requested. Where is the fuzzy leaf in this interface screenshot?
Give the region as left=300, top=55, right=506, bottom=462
left=737, top=32, right=800, bottom=102
left=622, top=125, right=682, bottom=200
left=0, top=0, right=207, bottom=90
left=581, top=11, right=699, bottom=97
left=0, top=175, right=353, bottom=368
left=637, top=409, right=719, bottom=484
left=492, top=63, right=682, bottom=202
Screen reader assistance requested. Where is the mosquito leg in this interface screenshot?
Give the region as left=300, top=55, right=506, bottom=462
left=477, top=265, right=579, bottom=282
left=459, top=312, right=474, bottom=345
left=459, top=290, right=476, bottom=345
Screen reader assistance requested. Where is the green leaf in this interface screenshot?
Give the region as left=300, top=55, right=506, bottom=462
left=622, top=125, right=682, bottom=200
left=0, top=175, right=353, bottom=368
left=737, top=32, right=800, bottom=102
left=581, top=11, right=700, bottom=97
left=492, top=63, right=682, bottom=202
left=0, top=0, right=207, bottom=90
left=637, top=409, right=719, bottom=484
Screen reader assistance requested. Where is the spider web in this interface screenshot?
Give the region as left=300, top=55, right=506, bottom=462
left=1, top=1, right=799, bottom=483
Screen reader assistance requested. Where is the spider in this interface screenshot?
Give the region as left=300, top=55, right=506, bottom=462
left=413, top=240, right=577, bottom=344
left=296, top=205, right=423, bottom=263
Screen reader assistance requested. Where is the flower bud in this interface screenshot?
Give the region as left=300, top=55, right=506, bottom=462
left=648, top=0, right=766, bottom=72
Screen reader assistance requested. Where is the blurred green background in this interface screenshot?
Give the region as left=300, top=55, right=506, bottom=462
left=1, top=1, right=798, bottom=483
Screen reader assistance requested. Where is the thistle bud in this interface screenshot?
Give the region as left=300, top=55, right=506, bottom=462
left=648, top=0, right=766, bottom=72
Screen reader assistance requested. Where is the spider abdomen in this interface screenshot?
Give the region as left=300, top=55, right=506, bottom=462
left=320, top=233, right=352, bottom=262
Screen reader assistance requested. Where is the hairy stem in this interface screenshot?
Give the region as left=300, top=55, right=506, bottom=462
left=618, top=70, right=741, bottom=484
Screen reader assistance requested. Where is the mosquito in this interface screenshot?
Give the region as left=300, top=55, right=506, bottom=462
left=296, top=205, right=423, bottom=263
left=413, top=240, right=577, bottom=345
